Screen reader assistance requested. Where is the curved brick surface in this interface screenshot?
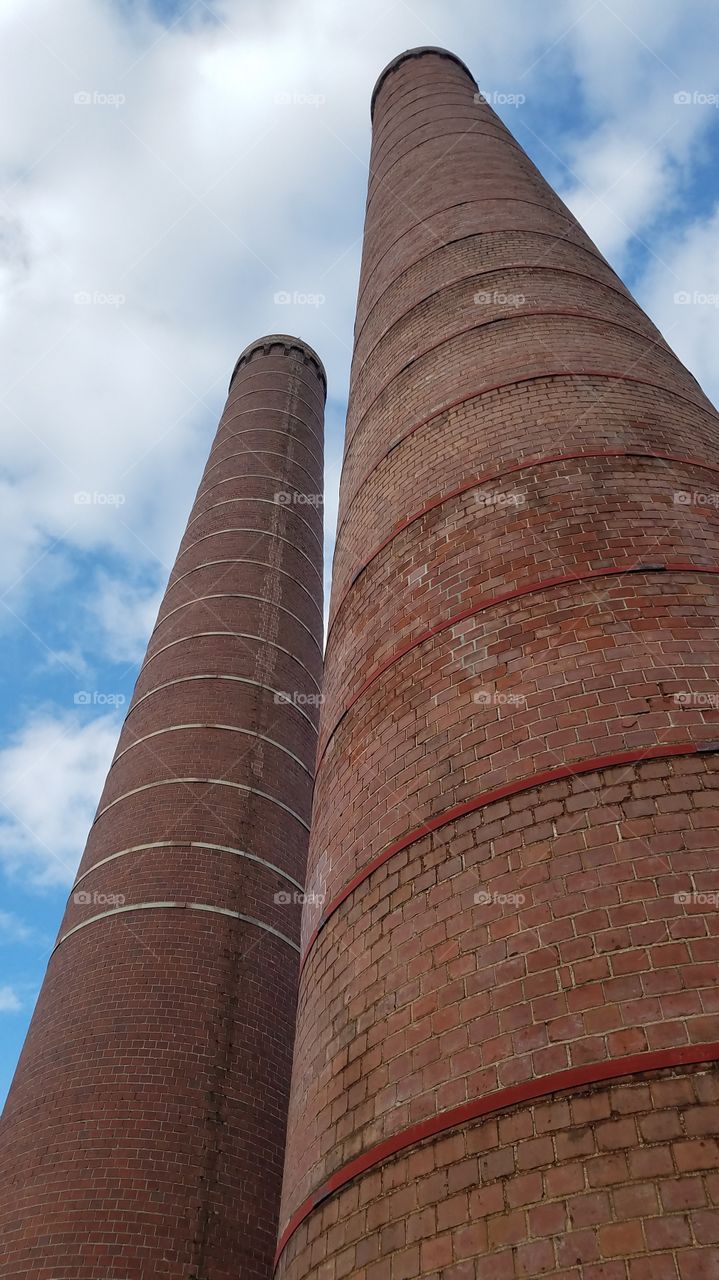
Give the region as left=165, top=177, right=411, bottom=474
left=284, top=757, right=719, bottom=1216
left=280, top=1065, right=719, bottom=1280
left=0, top=336, right=325, bottom=1279
left=277, top=48, right=719, bottom=1276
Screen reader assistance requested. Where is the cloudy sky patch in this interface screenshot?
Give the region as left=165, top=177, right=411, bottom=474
left=0, top=0, right=717, bottom=1098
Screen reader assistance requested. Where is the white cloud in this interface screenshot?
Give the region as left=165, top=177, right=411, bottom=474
left=89, top=570, right=163, bottom=665
left=0, top=910, right=34, bottom=944
left=635, top=201, right=719, bottom=405
left=0, top=712, right=121, bottom=888
left=550, top=1, right=719, bottom=266
left=0, top=985, right=22, bottom=1013
left=0, top=1, right=716, bottom=791
left=0, top=0, right=714, bottom=625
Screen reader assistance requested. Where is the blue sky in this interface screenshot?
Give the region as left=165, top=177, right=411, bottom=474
left=1, top=0, right=718, bottom=1103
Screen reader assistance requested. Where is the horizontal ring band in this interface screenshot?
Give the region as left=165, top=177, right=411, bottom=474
left=143, top=633, right=321, bottom=691
left=302, top=741, right=719, bottom=973
left=52, top=901, right=300, bottom=958
left=338, top=370, right=719, bottom=530
left=358, top=195, right=588, bottom=313
left=112, top=722, right=314, bottom=775
left=220, top=405, right=324, bottom=452
left=225, top=375, right=325, bottom=415
left=367, top=127, right=526, bottom=209
left=93, top=777, right=310, bottom=830
left=167, top=559, right=323, bottom=618
left=352, top=227, right=618, bottom=353
left=274, top=1041, right=719, bottom=1268
left=127, top=672, right=320, bottom=727
left=210, top=426, right=322, bottom=472
left=351, top=263, right=651, bottom=386
left=71, top=840, right=305, bottom=893
left=344, top=311, right=696, bottom=462
left=174, top=527, right=322, bottom=584
left=153, top=595, right=321, bottom=650
left=327, top=447, right=719, bottom=642
left=185, top=497, right=323, bottom=550
left=319, top=562, right=719, bottom=768
left=202, top=449, right=318, bottom=487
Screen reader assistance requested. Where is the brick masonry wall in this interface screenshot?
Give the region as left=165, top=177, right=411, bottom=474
left=0, top=335, right=326, bottom=1280
left=276, top=49, right=719, bottom=1279
left=280, top=1067, right=719, bottom=1280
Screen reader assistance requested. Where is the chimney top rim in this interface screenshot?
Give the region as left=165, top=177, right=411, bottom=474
left=229, top=335, right=327, bottom=397
left=371, top=47, right=477, bottom=119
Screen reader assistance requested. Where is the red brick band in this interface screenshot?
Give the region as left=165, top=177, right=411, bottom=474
left=367, top=127, right=526, bottom=203
left=345, top=310, right=677, bottom=456
left=357, top=197, right=592, bottom=311
left=341, top=371, right=719, bottom=505
left=274, top=1041, right=719, bottom=1269
left=353, top=229, right=620, bottom=351
left=301, top=740, right=719, bottom=976
left=319, top=562, right=719, bottom=766
left=352, top=264, right=650, bottom=381
left=327, top=448, right=719, bottom=639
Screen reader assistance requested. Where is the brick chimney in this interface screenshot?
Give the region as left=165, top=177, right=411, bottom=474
left=275, top=49, right=719, bottom=1280
left=0, top=335, right=325, bottom=1280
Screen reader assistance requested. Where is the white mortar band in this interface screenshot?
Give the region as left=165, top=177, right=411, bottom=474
left=93, top=777, right=311, bottom=830
left=125, top=673, right=320, bottom=728
left=174, top=527, right=322, bottom=583
left=142, top=634, right=321, bottom=691
left=185, top=497, right=323, bottom=549
left=112, top=723, right=314, bottom=774
left=51, top=901, right=300, bottom=957
left=153, top=595, right=321, bottom=649
left=71, top=840, right=305, bottom=893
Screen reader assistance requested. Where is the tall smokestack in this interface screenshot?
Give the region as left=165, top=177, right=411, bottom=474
left=276, top=50, right=719, bottom=1279
left=0, top=335, right=325, bottom=1279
